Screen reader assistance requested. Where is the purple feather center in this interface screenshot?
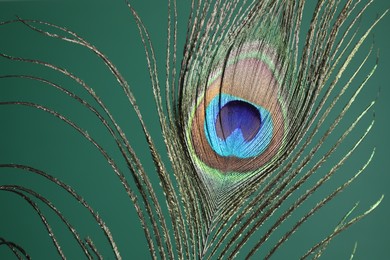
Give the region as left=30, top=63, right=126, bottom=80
left=215, top=100, right=261, bottom=142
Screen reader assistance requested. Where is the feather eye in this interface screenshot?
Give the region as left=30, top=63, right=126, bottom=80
left=185, top=17, right=292, bottom=191
left=189, top=42, right=287, bottom=174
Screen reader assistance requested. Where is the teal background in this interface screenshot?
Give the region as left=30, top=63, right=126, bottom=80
left=0, top=0, right=389, bottom=259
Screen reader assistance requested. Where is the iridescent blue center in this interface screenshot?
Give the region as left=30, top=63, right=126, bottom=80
left=215, top=100, right=261, bottom=142
left=204, top=94, right=273, bottom=158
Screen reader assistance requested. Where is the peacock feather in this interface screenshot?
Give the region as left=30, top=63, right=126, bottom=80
left=0, top=0, right=389, bottom=259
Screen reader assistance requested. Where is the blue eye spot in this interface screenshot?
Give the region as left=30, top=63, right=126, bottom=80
left=204, top=94, right=273, bottom=159
left=216, top=100, right=261, bottom=142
